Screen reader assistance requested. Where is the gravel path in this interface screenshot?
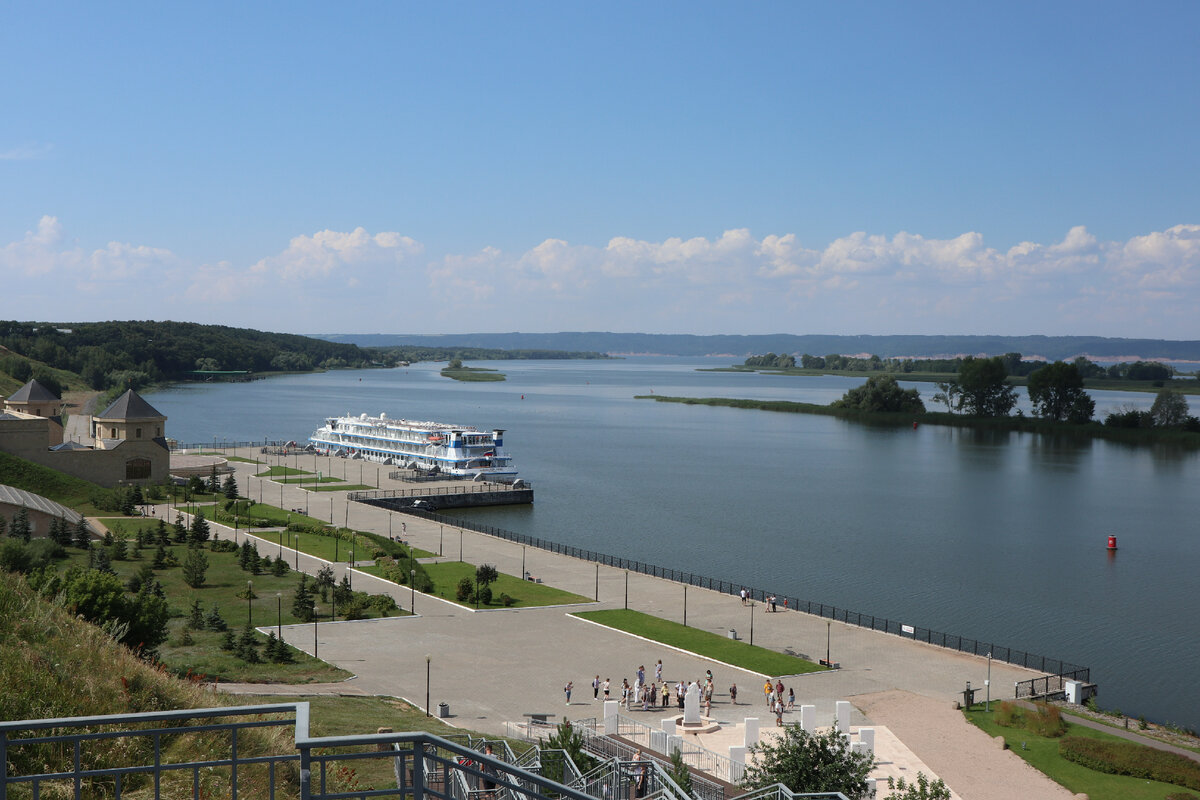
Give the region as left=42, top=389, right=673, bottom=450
left=853, top=690, right=1079, bottom=800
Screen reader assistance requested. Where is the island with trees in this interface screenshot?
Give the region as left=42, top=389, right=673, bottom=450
left=640, top=356, right=1200, bottom=446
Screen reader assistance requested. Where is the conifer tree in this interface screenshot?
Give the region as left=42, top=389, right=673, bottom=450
left=189, top=512, right=210, bottom=545
left=271, top=555, right=289, bottom=576
left=236, top=624, right=260, bottom=663
left=0, top=515, right=7, bottom=537
left=182, top=547, right=209, bottom=588
left=188, top=598, right=205, bottom=628
left=11, top=508, right=31, bottom=543
left=223, top=473, right=238, bottom=499
left=131, top=484, right=144, bottom=507
left=292, top=574, right=314, bottom=622
left=73, top=517, right=91, bottom=548
left=156, top=517, right=169, bottom=545
left=206, top=604, right=228, bottom=631
left=173, top=513, right=188, bottom=544
left=208, top=466, right=220, bottom=493
left=90, top=544, right=114, bottom=574
left=152, top=543, right=169, bottom=569
left=110, top=535, right=128, bottom=561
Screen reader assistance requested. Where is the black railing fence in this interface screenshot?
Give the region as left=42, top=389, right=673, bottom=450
left=1015, top=669, right=1092, bottom=699
left=388, top=506, right=1089, bottom=684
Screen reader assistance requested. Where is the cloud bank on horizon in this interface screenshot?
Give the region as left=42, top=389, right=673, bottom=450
left=2, top=216, right=1197, bottom=339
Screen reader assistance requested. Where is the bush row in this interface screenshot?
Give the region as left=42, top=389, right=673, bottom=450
left=1059, top=736, right=1200, bottom=791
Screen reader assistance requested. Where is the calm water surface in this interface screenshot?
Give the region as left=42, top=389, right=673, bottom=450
left=147, top=358, right=1200, bottom=729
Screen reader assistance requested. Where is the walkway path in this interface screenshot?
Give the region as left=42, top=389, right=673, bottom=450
left=176, top=448, right=1083, bottom=799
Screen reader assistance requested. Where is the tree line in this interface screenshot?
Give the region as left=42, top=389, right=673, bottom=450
left=831, top=356, right=1199, bottom=430
left=747, top=351, right=1184, bottom=382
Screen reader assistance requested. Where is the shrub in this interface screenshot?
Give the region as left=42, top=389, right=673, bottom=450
left=1059, top=736, right=1200, bottom=791
left=500, top=593, right=515, bottom=607
left=1026, top=703, right=1067, bottom=738
left=455, top=577, right=473, bottom=602
left=477, top=584, right=492, bottom=606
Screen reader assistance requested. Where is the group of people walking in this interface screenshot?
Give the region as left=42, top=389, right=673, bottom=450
left=763, top=678, right=794, bottom=725
left=582, top=660, right=728, bottom=715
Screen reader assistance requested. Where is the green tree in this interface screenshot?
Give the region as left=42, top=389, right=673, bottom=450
left=187, top=598, right=205, bottom=628
left=189, top=512, right=211, bottom=545
left=667, top=747, right=694, bottom=795
left=957, top=356, right=1017, bottom=417
left=222, top=473, right=239, bottom=499
left=292, top=574, right=315, bottom=622
left=0, top=515, right=7, bottom=537
left=1149, top=388, right=1189, bottom=428
left=832, top=375, right=925, bottom=414
left=155, top=517, right=169, bottom=545
left=207, top=466, right=220, bottom=494
left=540, top=720, right=597, bottom=782
left=10, top=507, right=31, bottom=543
left=173, top=513, right=188, bottom=544
left=886, top=772, right=951, bottom=800
left=475, top=563, right=499, bottom=587
left=152, top=543, right=169, bottom=569
left=181, top=547, right=209, bottom=588
left=741, top=725, right=872, bottom=798
left=930, top=380, right=962, bottom=414
left=73, top=517, right=91, bottom=548
left=205, top=604, right=228, bottom=631
left=235, top=624, right=260, bottom=663
left=1027, top=361, right=1095, bottom=423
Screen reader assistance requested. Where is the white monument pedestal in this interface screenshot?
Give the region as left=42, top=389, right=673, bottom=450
left=835, top=700, right=851, bottom=732
left=603, top=700, right=619, bottom=734
left=800, top=705, right=815, bottom=732
left=743, top=717, right=760, bottom=747
left=859, top=727, right=875, bottom=756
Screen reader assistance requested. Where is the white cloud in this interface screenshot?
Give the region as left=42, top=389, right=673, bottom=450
left=251, top=227, right=423, bottom=281
left=0, top=143, right=53, bottom=160
left=3, top=219, right=1199, bottom=337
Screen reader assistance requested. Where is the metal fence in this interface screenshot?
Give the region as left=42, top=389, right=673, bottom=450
left=1014, top=669, right=1092, bottom=699
left=350, top=484, right=531, bottom=500
left=0, top=702, right=605, bottom=800
left=395, top=509, right=1088, bottom=680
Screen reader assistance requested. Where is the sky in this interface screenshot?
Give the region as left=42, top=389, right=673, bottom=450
left=2, top=2, right=1199, bottom=339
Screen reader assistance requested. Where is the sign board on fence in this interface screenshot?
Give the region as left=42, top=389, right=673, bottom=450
left=901, top=624, right=914, bottom=635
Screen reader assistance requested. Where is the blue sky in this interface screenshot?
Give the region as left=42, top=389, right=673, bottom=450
left=3, top=2, right=1198, bottom=338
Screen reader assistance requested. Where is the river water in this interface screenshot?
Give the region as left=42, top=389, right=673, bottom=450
left=146, top=358, right=1200, bottom=730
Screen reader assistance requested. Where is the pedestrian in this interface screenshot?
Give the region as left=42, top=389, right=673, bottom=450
left=776, top=679, right=784, bottom=699
left=783, top=597, right=788, bottom=611
left=730, top=683, right=738, bottom=704
left=481, top=743, right=498, bottom=799
left=787, top=688, right=795, bottom=711
left=775, top=700, right=784, bottom=727
left=603, top=678, right=611, bottom=700
left=655, top=659, right=663, bottom=683
left=662, top=681, right=670, bottom=708
left=649, top=682, right=657, bottom=706
left=740, top=587, right=747, bottom=606
left=564, top=681, right=573, bottom=705
left=630, top=751, right=646, bottom=799
left=764, top=679, right=773, bottom=705
left=637, top=665, right=645, bottom=685
left=593, top=675, right=601, bottom=700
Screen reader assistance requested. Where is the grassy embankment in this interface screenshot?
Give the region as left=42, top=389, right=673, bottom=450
left=709, top=364, right=1200, bottom=395
left=359, top=559, right=589, bottom=608
left=636, top=395, right=1200, bottom=446
left=0, top=570, right=495, bottom=797
left=440, top=365, right=506, bottom=382
left=574, top=609, right=823, bottom=677
left=964, top=704, right=1200, bottom=800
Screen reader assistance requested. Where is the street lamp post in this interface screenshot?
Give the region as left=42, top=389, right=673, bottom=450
left=624, top=571, right=629, bottom=610
left=439, top=525, right=443, bottom=556
left=410, top=569, right=416, bottom=612
left=986, top=652, right=992, bottom=712
left=313, top=605, right=319, bottom=658
left=425, top=655, right=431, bottom=717
left=826, top=621, right=831, bottom=667
left=521, top=546, right=526, bottom=580
left=595, top=564, right=599, bottom=601
left=459, top=529, right=463, bottom=562
left=683, top=585, right=688, bottom=627
left=750, top=601, right=755, bottom=646
left=349, top=549, right=354, bottom=589
left=276, top=592, right=282, bottom=639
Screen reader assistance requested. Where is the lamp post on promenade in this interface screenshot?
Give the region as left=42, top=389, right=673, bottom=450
left=624, top=571, right=628, bottom=610
left=425, top=655, right=431, bottom=716
left=683, top=585, right=688, bottom=627
left=276, top=592, right=282, bottom=639
left=410, top=569, right=416, bottom=612
left=986, top=652, right=992, bottom=712
left=595, top=564, right=599, bottom=601
left=750, top=601, right=755, bottom=646
left=826, top=621, right=831, bottom=668
left=313, top=605, right=319, bottom=658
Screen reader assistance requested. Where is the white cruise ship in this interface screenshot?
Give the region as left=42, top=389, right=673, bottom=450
left=309, top=413, right=516, bottom=478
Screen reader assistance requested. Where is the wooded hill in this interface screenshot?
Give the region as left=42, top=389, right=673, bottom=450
left=316, top=332, right=1200, bottom=362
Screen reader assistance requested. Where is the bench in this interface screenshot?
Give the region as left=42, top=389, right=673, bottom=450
left=523, top=713, right=556, bottom=724
left=819, top=659, right=840, bottom=669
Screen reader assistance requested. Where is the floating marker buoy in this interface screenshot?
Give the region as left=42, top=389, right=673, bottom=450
left=1107, top=535, right=1118, bottom=550
left=913, top=421, right=919, bottom=429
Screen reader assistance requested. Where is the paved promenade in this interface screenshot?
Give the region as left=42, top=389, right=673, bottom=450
left=196, top=448, right=1045, bottom=734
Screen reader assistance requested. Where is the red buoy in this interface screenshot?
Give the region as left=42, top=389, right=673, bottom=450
left=1107, top=535, right=1118, bottom=550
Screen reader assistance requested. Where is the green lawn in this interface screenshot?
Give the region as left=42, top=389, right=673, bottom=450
left=964, top=707, right=1197, bottom=800
left=253, top=528, right=392, bottom=563
left=362, top=560, right=590, bottom=608
left=255, top=466, right=313, bottom=477
left=222, top=455, right=263, bottom=463
left=277, top=475, right=345, bottom=484
left=67, top=527, right=408, bottom=682
left=574, top=609, right=823, bottom=677
left=304, top=483, right=374, bottom=492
